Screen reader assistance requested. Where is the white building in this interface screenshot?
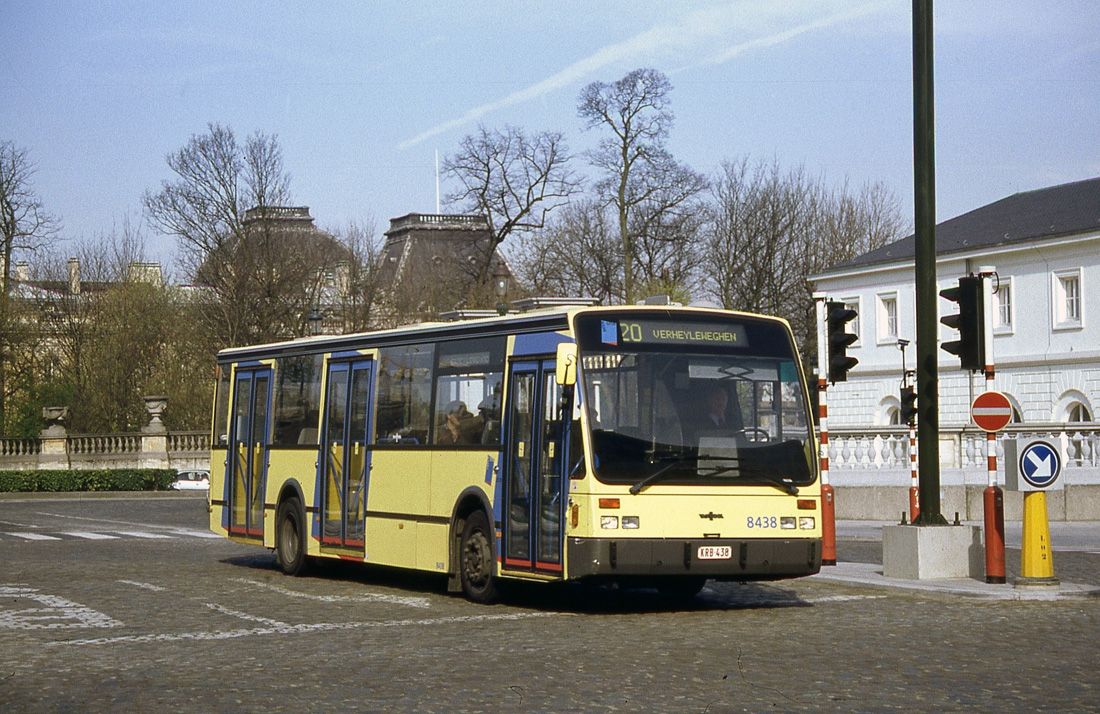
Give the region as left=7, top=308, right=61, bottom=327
left=810, top=177, right=1099, bottom=431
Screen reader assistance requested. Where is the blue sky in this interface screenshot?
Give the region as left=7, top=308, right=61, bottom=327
left=3, top=1, right=1098, bottom=270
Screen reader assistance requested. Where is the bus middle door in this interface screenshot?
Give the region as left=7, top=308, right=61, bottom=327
left=319, top=359, right=374, bottom=552
left=503, top=359, right=568, bottom=574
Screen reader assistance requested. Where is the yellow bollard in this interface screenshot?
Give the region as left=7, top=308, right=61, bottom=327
left=1019, top=491, right=1057, bottom=584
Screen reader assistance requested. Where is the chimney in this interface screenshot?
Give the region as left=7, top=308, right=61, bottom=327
left=67, top=258, right=81, bottom=294
left=14, top=262, right=30, bottom=282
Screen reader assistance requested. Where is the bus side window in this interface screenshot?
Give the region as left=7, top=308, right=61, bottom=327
left=375, top=344, right=434, bottom=445
left=433, top=337, right=505, bottom=446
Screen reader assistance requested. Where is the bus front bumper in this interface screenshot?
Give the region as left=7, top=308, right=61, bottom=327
left=567, top=536, right=822, bottom=580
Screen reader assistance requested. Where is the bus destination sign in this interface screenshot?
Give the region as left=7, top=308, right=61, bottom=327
left=602, top=319, right=748, bottom=347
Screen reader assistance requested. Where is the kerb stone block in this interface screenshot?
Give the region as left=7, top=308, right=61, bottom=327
left=882, top=524, right=983, bottom=580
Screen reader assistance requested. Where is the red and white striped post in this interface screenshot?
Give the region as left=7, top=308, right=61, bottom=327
left=814, top=294, right=836, bottom=566
left=908, top=422, right=920, bottom=521
left=979, top=269, right=1006, bottom=584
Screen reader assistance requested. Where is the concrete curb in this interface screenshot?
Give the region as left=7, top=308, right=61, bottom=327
left=0, top=490, right=206, bottom=502
left=812, top=560, right=1100, bottom=601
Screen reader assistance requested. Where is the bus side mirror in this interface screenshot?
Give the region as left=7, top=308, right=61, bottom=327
left=556, top=343, right=577, bottom=386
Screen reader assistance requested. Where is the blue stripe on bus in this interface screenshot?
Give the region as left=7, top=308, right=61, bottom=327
left=492, top=451, right=503, bottom=522
left=513, top=331, right=571, bottom=356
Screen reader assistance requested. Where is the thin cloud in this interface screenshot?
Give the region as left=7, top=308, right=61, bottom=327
left=674, top=2, right=889, bottom=73
left=399, top=0, right=892, bottom=150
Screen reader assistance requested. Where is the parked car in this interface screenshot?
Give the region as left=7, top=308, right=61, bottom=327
left=169, top=469, right=210, bottom=491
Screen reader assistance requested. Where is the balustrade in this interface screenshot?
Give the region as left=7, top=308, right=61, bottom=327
left=0, top=439, right=40, bottom=457
left=827, top=424, right=1100, bottom=472
left=0, top=430, right=210, bottom=470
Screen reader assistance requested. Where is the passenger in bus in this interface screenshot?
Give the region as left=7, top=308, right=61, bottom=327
left=477, top=381, right=502, bottom=443
left=437, top=400, right=483, bottom=444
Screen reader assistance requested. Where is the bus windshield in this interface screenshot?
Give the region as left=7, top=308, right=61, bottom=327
left=574, top=313, right=815, bottom=493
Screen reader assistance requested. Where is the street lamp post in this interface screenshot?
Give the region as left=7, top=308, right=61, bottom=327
left=308, top=307, right=323, bottom=337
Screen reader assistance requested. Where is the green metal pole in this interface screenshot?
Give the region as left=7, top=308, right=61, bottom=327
left=913, top=0, right=947, bottom=525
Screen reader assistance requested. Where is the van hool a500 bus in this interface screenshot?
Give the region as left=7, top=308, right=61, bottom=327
left=209, top=302, right=822, bottom=601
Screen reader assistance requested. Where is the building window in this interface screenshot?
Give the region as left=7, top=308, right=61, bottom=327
left=842, top=297, right=861, bottom=344
left=995, top=279, right=1013, bottom=333
left=877, top=293, right=898, bottom=343
left=1053, top=269, right=1083, bottom=329
left=1068, top=403, right=1092, bottom=423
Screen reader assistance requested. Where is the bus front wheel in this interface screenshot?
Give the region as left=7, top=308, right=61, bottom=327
left=276, top=496, right=310, bottom=576
left=459, top=511, right=499, bottom=603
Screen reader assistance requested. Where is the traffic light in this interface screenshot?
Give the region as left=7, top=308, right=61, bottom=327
left=900, top=385, right=917, bottom=425
left=826, top=301, right=859, bottom=383
left=939, top=275, right=985, bottom=371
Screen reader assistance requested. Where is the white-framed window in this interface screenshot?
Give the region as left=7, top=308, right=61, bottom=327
left=1052, top=268, right=1083, bottom=330
left=876, top=292, right=898, bottom=343
left=842, top=296, right=861, bottom=345
left=994, top=277, right=1013, bottom=334
left=1068, top=403, right=1092, bottom=423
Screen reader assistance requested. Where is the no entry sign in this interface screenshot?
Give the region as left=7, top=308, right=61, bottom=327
left=971, top=391, right=1012, bottom=432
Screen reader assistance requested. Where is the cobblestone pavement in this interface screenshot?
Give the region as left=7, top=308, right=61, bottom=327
left=1, top=496, right=1097, bottom=713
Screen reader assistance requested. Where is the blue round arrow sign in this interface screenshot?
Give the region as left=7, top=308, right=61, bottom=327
left=1019, top=441, right=1061, bottom=488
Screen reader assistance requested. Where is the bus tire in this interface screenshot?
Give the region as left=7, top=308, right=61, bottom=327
left=459, top=510, right=499, bottom=603
left=276, top=496, right=310, bottom=576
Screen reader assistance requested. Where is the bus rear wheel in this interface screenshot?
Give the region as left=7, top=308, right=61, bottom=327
left=276, top=496, right=310, bottom=576
left=459, top=511, right=499, bottom=603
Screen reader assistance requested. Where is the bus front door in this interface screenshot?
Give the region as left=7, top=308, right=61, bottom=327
left=319, top=359, right=374, bottom=551
left=228, top=367, right=272, bottom=539
left=503, top=359, right=567, bottom=574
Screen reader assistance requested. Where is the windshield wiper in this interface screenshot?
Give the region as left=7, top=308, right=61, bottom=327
left=629, top=455, right=693, bottom=495
left=630, top=455, right=802, bottom=496
left=696, top=456, right=800, bottom=495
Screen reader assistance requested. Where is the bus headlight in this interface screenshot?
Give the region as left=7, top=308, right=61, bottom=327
left=621, top=516, right=640, bottom=529
left=780, top=517, right=796, bottom=529
left=601, top=515, right=619, bottom=529
left=799, top=517, right=816, bottom=530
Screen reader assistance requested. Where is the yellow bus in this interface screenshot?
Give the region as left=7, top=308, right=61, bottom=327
left=209, top=302, right=821, bottom=602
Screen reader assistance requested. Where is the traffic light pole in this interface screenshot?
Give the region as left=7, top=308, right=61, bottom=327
left=813, top=294, right=837, bottom=566
left=912, top=0, right=947, bottom=526
left=980, top=272, right=1007, bottom=583
left=898, top=342, right=919, bottom=522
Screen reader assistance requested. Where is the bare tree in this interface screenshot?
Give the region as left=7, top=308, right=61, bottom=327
left=701, top=156, right=907, bottom=365
left=9, top=230, right=213, bottom=434
left=327, top=219, right=385, bottom=333
left=145, top=124, right=348, bottom=346
left=702, top=158, right=816, bottom=316
left=1, top=141, right=60, bottom=429
left=513, top=199, right=622, bottom=303
left=578, top=69, right=707, bottom=302
left=442, top=125, right=580, bottom=301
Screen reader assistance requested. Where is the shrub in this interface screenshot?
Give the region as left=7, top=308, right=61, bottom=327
left=0, top=469, right=177, bottom=492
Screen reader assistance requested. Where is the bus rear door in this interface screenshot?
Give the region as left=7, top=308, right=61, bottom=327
left=227, top=366, right=272, bottom=539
